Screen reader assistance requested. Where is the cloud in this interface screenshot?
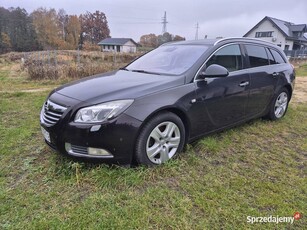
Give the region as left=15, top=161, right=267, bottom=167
left=1, top=0, right=307, bottom=41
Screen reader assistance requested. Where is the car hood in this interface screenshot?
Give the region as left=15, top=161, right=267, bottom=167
left=54, top=70, right=185, bottom=102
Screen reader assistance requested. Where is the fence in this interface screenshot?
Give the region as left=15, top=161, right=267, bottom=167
left=284, top=49, right=307, bottom=58
left=21, top=50, right=138, bottom=67
left=15, top=50, right=140, bottom=80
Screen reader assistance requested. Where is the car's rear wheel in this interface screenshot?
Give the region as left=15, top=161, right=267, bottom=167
left=135, top=112, right=185, bottom=166
left=266, top=87, right=290, bottom=120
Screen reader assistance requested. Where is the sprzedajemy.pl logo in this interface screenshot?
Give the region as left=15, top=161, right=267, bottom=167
left=247, top=212, right=302, bottom=224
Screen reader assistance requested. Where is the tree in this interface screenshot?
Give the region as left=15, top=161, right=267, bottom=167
left=0, top=7, right=10, bottom=53
left=57, top=8, right=68, bottom=41
left=0, top=7, right=109, bottom=52
left=173, top=35, right=185, bottom=41
left=66, top=15, right=81, bottom=48
left=140, top=33, right=158, bottom=48
left=1, top=32, right=11, bottom=52
left=0, top=7, right=40, bottom=53
left=31, top=8, right=60, bottom=49
left=10, top=7, right=40, bottom=51
left=139, top=32, right=185, bottom=48
left=80, top=11, right=110, bottom=45
left=157, top=32, right=173, bottom=45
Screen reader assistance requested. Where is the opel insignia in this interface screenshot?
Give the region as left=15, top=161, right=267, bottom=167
left=40, top=38, right=295, bottom=166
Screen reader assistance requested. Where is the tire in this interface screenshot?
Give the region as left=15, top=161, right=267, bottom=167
left=266, top=87, right=290, bottom=120
left=135, top=112, right=185, bottom=166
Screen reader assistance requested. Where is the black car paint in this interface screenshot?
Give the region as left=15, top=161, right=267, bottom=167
left=40, top=38, right=295, bottom=164
left=55, top=70, right=185, bottom=103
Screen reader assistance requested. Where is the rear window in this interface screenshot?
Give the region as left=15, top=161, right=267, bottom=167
left=245, top=45, right=269, bottom=68
left=269, top=49, right=286, bottom=64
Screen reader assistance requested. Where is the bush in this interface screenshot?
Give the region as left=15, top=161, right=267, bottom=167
left=66, top=63, right=112, bottom=79
left=1, top=50, right=142, bottom=80
left=82, top=42, right=101, bottom=51
left=26, top=60, right=61, bottom=80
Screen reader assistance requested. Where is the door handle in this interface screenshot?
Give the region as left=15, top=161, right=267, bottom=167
left=272, top=72, right=279, bottom=78
left=239, top=81, right=249, bottom=87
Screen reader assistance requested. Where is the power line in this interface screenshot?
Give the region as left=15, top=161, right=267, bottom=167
left=110, top=22, right=160, bottom=25
left=108, top=15, right=160, bottom=22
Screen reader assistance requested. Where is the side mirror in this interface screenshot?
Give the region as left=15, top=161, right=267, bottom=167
left=199, top=64, right=229, bottom=78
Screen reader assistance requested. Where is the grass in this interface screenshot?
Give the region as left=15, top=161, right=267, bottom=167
left=295, top=63, right=307, bottom=77
left=0, top=56, right=306, bottom=229
left=0, top=63, right=61, bottom=92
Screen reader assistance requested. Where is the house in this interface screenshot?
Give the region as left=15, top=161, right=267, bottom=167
left=98, top=38, right=138, bottom=53
left=244, top=16, right=307, bottom=51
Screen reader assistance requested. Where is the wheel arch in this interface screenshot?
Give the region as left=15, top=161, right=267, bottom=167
left=136, top=107, right=191, bottom=145
left=283, top=84, right=293, bottom=100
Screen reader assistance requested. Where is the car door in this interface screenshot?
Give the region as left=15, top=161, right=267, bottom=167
left=243, top=44, right=280, bottom=117
left=190, top=44, right=250, bottom=137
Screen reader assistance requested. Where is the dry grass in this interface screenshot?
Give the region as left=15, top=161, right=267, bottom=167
left=23, top=51, right=139, bottom=80
left=1, top=50, right=140, bottom=80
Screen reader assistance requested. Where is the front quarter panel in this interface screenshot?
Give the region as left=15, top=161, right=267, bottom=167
left=124, top=83, right=196, bottom=125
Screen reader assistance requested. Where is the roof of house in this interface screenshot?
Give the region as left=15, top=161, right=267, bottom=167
left=98, top=38, right=138, bottom=46
left=290, top=24, right=307, bottom=32
left=244, top=16, right=307, bottom=42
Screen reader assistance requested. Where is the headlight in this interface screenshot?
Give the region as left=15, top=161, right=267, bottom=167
left=74, top=99, right=134, bottom=123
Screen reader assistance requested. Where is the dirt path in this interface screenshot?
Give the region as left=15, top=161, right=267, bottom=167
left=291, top=77, right=307, bottom=104
left=0, top=88, right=53, bottom=93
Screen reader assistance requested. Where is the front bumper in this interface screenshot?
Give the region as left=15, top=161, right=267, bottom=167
left=40, top=113, right=142, bottom=165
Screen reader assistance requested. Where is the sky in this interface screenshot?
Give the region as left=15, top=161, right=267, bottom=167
left=1, top=0, right=307, bottom=41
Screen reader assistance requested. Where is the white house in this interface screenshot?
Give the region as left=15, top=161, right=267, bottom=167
left=98, top=38, right=138, bottom=53
left=244, top=16, right=307, bottom=51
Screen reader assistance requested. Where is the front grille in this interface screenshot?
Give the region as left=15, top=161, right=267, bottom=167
left=70, top=144, right=88, bottom=155
left=42, top=100, right=67, bottom=125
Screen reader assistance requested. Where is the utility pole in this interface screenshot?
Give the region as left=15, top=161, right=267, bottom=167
left=91, top=27, right=94, bottom=44
left=195, top=22, right=199, bottom=40
left=161, top=11, right=168, bottom=34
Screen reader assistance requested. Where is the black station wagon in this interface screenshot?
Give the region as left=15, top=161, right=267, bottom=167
left=40, top=38, right=295, bottom=166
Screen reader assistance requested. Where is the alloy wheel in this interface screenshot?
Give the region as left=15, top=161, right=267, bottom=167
left=274, top=92, right=288, bottom=118
left=146, top=121, right=181, bottom=164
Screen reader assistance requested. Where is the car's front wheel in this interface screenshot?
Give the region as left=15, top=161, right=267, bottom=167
left=135, top=112, right=185, bottom=166
left=266, top=87, right=290, bottom=120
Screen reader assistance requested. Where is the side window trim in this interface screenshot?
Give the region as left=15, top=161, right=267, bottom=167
left=239, top=43, right=249, bottom=69
left=265, top=47, right=276, bottom=65
left=194, top=43, right=243, bottom=81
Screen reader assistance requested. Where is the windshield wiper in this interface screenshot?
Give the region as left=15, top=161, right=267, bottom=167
left=119, top=67, right=129, bottom=71
left=130, top=69, right=161, bottom=75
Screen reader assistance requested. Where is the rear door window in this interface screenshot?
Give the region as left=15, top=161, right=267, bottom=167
left=206, top=44, right=243, bottom=72
left=269, top=49, right=286, bottom=64
left=245, top=45, right=269, bottom=68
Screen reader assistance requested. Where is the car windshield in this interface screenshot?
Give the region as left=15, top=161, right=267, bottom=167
left=126, top=45, right=209, bottom=75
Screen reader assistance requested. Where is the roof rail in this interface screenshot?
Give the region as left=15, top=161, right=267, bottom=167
left=214, top=37, right=274, bottom=46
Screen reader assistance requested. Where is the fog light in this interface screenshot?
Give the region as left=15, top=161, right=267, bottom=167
left=88, top=147, right=113, bottom=156
left=65, top=143, right=72, bottom=152
left=65, top=142, right=113, bottom=158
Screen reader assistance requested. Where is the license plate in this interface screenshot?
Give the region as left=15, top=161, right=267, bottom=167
left=41, top=127, right=51, bottom=143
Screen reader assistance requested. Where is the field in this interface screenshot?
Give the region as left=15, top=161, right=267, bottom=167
left=0, top=53, right=306, bottom=229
